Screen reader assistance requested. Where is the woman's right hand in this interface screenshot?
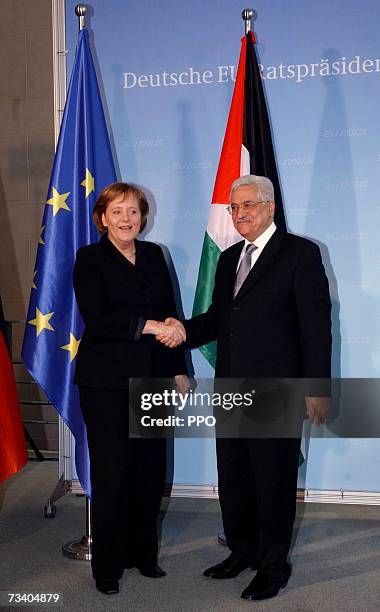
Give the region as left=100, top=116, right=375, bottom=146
left=156, top=318, right=186, bottom=348
left=142, top=319, right=185, bottom=348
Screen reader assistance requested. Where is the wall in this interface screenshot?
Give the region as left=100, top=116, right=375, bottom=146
left=0, top=0, right=57, bottom=456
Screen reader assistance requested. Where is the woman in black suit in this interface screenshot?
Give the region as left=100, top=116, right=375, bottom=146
left=73, top=182, right=188, bottom=595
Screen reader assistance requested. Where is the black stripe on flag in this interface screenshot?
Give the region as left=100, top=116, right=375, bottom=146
left=243, top=32, right=286, bottom=231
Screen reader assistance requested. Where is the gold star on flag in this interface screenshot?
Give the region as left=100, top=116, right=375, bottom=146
left=27, top=308, right=54, bottom=337
left=46, top=187, right=71, bottom=216
left=39, top=226, right=45, bottom=245
left=81, top=168, right=95, bottom=198
left=60, top=333, right=81, bottom=362
left=32, top=270, right=37, bottom=289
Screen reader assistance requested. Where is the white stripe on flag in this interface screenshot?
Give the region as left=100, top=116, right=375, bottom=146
left=240, top=144, right=250, bottom=176
left=207, top=205, right=242, bottom=252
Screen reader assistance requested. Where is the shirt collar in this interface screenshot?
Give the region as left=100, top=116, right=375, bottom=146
left=244, top=222, right=277, bottom=251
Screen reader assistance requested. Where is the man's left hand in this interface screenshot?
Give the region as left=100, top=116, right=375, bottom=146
left=174, top=374, right=191, bottom=395
left=305, top=396, right=330, bottom=425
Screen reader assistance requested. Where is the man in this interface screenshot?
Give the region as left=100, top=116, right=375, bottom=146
left=159, top=174, right=331, bottom=601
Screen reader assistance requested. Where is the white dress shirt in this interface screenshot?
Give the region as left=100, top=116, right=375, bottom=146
left=236, top=222, right=277, bottom=272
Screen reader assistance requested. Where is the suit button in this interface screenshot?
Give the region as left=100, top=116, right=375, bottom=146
left=230, top=332, right=234, bottom=337
left=233, top=306, right=239, bottom=311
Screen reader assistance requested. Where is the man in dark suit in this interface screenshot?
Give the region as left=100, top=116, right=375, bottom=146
left=160, top=174, right=331, bottom=601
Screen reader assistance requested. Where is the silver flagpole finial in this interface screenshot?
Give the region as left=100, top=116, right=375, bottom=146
left=75, top=4, right=87, bottom=31
left=242, top=8, right=254, bottom=35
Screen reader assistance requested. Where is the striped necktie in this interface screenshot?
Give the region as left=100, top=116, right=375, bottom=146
left=234, top=243, right=257, bottom=298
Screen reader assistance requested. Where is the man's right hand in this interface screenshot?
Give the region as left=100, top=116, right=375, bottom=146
left=156, top=317, right=186, bottom=348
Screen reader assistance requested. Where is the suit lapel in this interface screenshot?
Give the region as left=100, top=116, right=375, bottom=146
left=234, top=230, right=284, bottom=302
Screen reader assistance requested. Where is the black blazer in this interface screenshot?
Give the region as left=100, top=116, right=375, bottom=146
left=73, top=234, right=187, bottom=389
left=184, top=230, right=332, bottom=379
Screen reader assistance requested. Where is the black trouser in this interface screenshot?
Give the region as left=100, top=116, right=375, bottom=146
left=216, top=437, right=301, bottom=582
left=79, top=387, right=166, bottom=580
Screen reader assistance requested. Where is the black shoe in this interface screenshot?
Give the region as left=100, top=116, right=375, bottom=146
left=95, top=579, right=119, bottom=595
left=138, top=564, right=166, bottom=578
left=241, top=572, right=289, bottom=601
left=203, top=554, right=254, bottom=579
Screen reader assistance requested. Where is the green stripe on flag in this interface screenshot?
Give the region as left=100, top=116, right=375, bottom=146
left=192, top=231, right=221, bottom=369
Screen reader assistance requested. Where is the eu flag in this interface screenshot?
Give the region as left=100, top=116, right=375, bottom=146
left=22, top=29, right=117, bottom=497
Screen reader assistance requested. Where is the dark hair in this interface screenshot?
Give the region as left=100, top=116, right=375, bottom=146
left=93, top=182, right=149, bottom=233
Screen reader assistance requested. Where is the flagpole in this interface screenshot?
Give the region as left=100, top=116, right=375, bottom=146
left=62, top=493, right=92, bottom=561
left=75, top=4, right=86, bottom=31
left=62, top=3, right=92, bottom=562
left=217, top=7, right=255, bottom=550
left=242, top=8, right=254, bottom=34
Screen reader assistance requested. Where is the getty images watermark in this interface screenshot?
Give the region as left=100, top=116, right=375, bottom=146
left=129, top=378, right=380, bottom=439
left=139, top=387, right=257, bottom=428
left=129, top=379, right=270, bottom=437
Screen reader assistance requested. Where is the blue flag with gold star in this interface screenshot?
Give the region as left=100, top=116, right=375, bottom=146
left=22, top=29, right=116, bottom=497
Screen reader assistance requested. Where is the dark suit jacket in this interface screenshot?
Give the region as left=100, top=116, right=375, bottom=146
left=184, top=230, right=332, bottom=380
left=73, top=234, right=187, bottom=388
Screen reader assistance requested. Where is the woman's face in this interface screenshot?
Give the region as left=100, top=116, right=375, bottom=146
left=102, top=194, right=142, bottom=249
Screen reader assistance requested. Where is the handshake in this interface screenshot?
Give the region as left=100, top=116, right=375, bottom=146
left=148, top=317, right=187, bottom=348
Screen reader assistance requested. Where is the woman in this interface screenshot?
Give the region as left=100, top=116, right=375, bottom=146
left=73, top=182, right=188, bottom=595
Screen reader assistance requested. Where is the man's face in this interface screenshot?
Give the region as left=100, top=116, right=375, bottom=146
left=230, top=184, right=275, bottom=242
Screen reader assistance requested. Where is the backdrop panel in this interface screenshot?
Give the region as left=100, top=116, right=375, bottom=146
left=65, top=0, right=380, bottom=491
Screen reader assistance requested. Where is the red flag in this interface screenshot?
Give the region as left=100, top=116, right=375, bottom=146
left=0, top=333, right=28, bottom=483
left=211, top=34, right=248, bottom=204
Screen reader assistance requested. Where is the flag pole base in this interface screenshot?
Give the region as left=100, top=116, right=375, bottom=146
left=62, top=497, right=92, bottom=560
left=62, top=535, right=91, bottom=561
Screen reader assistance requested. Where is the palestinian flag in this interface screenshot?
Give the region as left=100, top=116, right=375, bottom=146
left=0, top=301, right=28, bottom=484
left=192, top=31, right=286, bottom=367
